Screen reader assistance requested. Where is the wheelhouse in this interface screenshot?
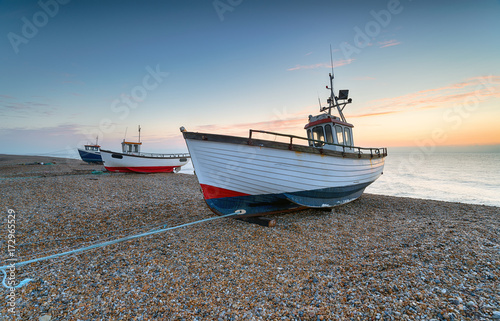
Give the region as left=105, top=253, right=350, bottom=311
left=305, top=114, right=354, bottom=151
left=84, top=144, right=100, bottom=152
left=121, top=140, right=142, bottom=154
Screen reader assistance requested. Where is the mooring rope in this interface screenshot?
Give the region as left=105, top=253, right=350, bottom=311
left=0, top=209, right=246, bottom=289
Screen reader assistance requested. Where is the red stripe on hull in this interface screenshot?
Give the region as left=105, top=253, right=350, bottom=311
left=200, top=184, right=250, bottom=199
left=105, top=166, right=179, bottom=173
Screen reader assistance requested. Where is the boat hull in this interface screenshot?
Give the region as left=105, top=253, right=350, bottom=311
left=183, top=131, right=386, bottom=217
left=77, top=148, right=103, bottom=164
left=100, top=150, right=189, bottom=173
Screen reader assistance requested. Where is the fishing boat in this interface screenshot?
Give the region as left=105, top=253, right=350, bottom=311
left=181, top=71, right=387, bottom=217
left=100, top=126, right=190, bottom=173
left=77, top=137, right=102, bottom=164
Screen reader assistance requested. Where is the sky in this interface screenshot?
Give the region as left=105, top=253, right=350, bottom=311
left=1, top=0, right=499, bottom=158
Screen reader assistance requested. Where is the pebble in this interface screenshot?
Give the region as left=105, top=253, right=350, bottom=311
left=466, top=300, right=477, bottom=308
left=0, top=155, right=499, bottom=320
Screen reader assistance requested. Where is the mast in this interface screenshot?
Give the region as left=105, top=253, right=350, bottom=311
left=138, top=125, right=141, bottom=143
left=320, top=53, right=352, bottom=123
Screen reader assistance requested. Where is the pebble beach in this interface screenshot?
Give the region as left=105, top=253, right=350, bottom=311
left=0, top=154, right=499, bottom=320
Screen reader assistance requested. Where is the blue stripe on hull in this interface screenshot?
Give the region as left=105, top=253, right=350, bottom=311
left=205, top=182, right=373, bottom=217
left=78, top=150, right=103, bottom=163
left=206, top=193, right=302, bottom=217
left=284, top=181, right=372, bottom=207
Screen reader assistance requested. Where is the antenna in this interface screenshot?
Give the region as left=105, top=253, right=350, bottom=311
left=327, top=46, right=336, bottom=116
left=318, top=96, right=322, bottom=112
left=138, top=125, right=141, bottom=142
left=329, top=44, right=334, bottom=79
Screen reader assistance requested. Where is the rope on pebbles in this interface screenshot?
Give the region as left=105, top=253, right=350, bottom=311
left=0, top=209, right=246, bottom=289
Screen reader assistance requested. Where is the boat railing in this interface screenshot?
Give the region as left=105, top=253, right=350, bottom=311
left=129, top=152, right=190, bottom=158
left=248, top=129, right=387, bottom=158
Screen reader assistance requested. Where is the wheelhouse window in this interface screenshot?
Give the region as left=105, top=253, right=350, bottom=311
left=312, top=126, right=325, bottom=147
left=307, top=129, right=313, bottom=146
left=335, top=125, right=344, bottom=145
left=344, top=127, right=352, bottom=146
left=325, top=124, right=334, bottom=144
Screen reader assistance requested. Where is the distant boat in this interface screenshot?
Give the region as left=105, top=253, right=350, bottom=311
left=101, top=126, right=190, bottom=173
left=181, top=71, right=387, bottom=218
left=77, top=137, right=102, bottom=164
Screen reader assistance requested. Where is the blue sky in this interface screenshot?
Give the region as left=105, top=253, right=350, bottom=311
left=1, top=0, right=499, bottom=157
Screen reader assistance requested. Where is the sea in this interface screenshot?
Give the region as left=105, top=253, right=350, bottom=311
left=365, top=152, right=500, bottom=208
left=179, top=152, right=500, bottom=208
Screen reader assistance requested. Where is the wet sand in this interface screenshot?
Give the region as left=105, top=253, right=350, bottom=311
left=0, top=154, right=498, bottom=320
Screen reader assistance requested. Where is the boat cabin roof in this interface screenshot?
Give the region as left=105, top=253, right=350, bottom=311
left=122, top=141, right=142, bottom=145
left=84, top=144, right=100, bottom=148
left=304, top=114, right=353, bottom=129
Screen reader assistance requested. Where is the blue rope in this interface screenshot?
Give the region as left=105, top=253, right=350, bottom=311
left=0, top=209, right=246, bottom=289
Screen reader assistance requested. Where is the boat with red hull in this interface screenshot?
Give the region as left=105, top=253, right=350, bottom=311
left=101, top=127, right=190, bottom=173
left=181, top=71, right=387, bottom=217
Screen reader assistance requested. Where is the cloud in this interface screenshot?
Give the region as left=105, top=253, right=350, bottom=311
left=0, top=124, right=90, bottom=156
left=193, top=75, right=500, bottom=138
left=194, top=118, right=306, bottom=134
left=1, top=97, right=57, bottom=117
left=287, top=63, right=330, bottom=71
left=378, top=39, right=401, bottom=48
left=287, top=59, right=354, bottom=71
left=354, top=75, right=500, bottom=117
left=351, top=111, right=400, bottom=118
left=192, top=106, right=315, bottom=137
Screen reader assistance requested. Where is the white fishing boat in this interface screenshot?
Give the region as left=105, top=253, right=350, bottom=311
left=181, top=71, right=387, bottom=217
left=101, top=126, right=190, bottom=173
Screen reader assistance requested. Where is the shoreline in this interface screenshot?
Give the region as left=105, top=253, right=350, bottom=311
left=1, top=154, right=497, bottom=209
left=1, top=154, right=499, bottom=319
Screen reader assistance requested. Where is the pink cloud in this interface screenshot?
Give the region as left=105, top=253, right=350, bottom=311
left=351, top=111, right=400, bottom=118
left=355, top=75, right=500, bottom=117
left=287, top=63, right=330, bottom=71
left=287, top=59, right=354, bottom=71
left=191, top=106, right=317, bottom=138
left=378, top=39, right=401, bottom=48
left=187, top=76, right=500, bottom=139
left=194, top=117, right=306, bottom=135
